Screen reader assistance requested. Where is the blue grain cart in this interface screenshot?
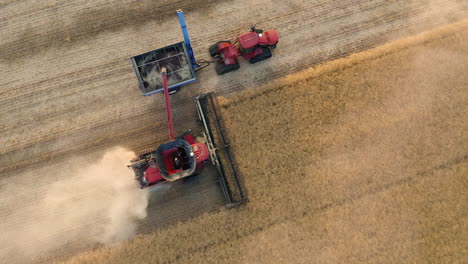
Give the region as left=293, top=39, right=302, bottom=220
left=130, top=10, right=199, bottom=96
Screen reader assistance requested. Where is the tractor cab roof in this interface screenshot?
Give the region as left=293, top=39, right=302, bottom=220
left=238, top=32, right=259, bottom=50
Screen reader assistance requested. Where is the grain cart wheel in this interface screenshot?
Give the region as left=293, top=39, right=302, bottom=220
left=209, top=41, right=231, bottom=57
left=249, top=47, right=272, bottom=64
left=215, top=62, right=240, bottom=75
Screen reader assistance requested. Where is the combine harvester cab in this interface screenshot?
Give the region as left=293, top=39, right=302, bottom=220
left=130, top=137, right=209, bottom=188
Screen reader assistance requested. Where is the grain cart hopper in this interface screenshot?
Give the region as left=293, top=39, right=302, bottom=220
left=130, top=10, right=200, bottom=96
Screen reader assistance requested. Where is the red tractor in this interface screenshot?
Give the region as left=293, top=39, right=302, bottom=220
left=209, top=25, right=279, bottom=75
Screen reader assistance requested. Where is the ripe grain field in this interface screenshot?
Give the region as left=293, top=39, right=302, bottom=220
left=0, top=0, right=467, bottom=263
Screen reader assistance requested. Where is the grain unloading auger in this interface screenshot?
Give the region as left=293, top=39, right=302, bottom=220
left=128, top=68, right=246, bottom=207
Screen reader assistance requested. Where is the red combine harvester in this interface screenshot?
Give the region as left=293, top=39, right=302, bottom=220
left=209, top=25, right=279, bottom=75
left=128, top=68, right=210, bottom=188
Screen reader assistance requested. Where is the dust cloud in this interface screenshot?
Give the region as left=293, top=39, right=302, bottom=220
left=0, top=147, right=149, bottom=263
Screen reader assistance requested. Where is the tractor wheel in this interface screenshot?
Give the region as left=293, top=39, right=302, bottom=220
left=249, top=47, right=272, bottom=64
left=215, top=62, right=240, bottom=75
left=209, top=41, right=231, bottom=57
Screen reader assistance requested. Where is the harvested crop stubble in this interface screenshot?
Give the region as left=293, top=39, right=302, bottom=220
left=63, top=21, right=468, bottom=264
